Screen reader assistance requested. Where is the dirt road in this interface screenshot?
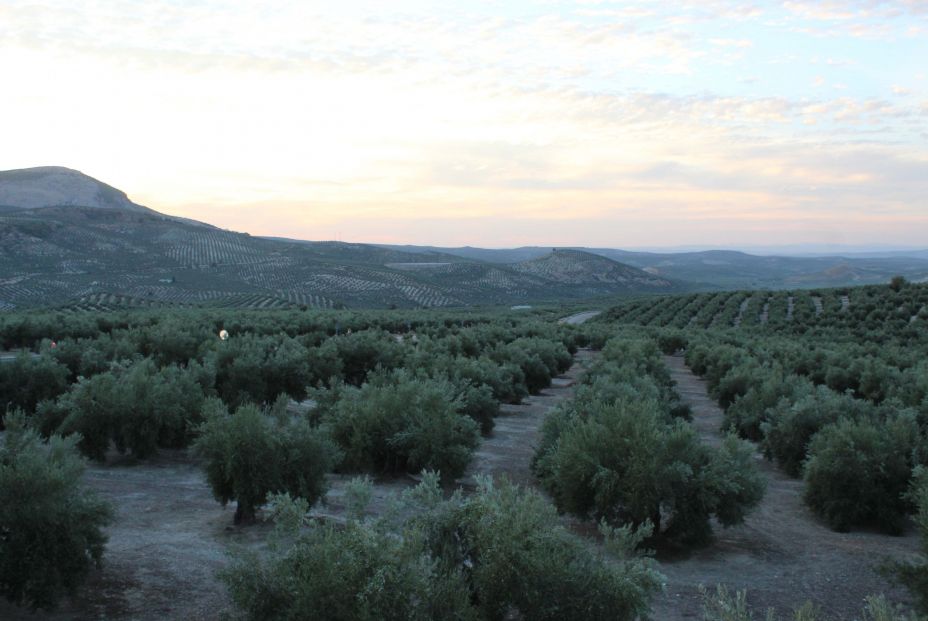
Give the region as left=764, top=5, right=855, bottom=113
left=558, top=310, right=601, bottom=324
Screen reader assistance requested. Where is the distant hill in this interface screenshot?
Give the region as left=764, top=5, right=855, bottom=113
left=4, top=166, right=921, bottom=312
left=512, top=249, right=672, bottom=289
left=0, top=167, right=678, bottom=311
left=0, top=167, right=153, bottom=213
left=379, top=245, right=928, bottom=289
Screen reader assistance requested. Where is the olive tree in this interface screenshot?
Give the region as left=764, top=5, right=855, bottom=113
left=194, top=399, right=340, bottom=524
left=0, top=413, right=113, bottom=610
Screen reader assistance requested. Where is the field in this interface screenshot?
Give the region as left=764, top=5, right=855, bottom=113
left=1, top=287, right=926, bottom=620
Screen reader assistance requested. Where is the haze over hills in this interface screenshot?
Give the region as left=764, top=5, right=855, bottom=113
left=1, top=166, right=926, bottom=312
left=0, top=168, right=676, bottom=311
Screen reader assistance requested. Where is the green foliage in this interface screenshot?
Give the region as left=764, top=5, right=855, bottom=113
left=328, top=331, right=406, bottom=385
left=221, top=476, right=663, bottom=621
left=803, top=414, right=920, bottom=533
left=701, top=586, right=919, bottom=621
left=534, top=338, right=764, bottom=547
left=890, top=275, right=908, bottom=293
left=52, top=358, right=208, bottom=460
left=537, top=397, right=763, bottom=546
left=194, top=399, right=340, bottom=524
left=0, top=353, right=70, bottom=417
left=761, top=385, right=870, bottom=478
left=657, top=331, right=688, bottom=354
left=884, top=466, right=928, bottom=613
left=723, top=372, right=804, bottom=441
left=0, top=413, right=113, bottom=610
left=317, top=372, right=479, bottom=480
left=455, top=382, right=499, bottom=436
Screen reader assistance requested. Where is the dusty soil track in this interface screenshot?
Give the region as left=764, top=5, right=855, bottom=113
left=652, top=355, right=919, bottom=619
left=460, top=349, right=595, bottom=488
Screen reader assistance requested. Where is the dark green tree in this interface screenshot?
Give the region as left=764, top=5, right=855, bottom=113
left=0, top=413, right=113, bottom=610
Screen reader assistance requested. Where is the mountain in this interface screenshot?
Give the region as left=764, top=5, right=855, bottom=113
left=0, top=167, right=677, bottom=311
left=512, top=249, right=672, bottom=289
left=0, top=167, right=154, bottom=213
left=378, top=245, right=928, bottom=289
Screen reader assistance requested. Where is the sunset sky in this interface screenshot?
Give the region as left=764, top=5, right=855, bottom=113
left=1, top=1, right=926, bottom=248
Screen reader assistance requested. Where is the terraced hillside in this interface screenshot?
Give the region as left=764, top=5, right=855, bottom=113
left=0, top=168, right=678, bottom=310
left=382, top=245, right=928, bottom=289
left=601, top=282, right=928, bottom=335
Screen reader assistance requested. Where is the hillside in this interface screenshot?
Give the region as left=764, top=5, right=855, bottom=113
left=0, top=167, right=154, bottom=213
left=0, top=168, right=678, bottom=310
left=379, top=244, right=928, bottom=289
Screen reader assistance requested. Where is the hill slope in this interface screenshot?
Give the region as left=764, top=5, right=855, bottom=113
left=379, top=245, right=928, bottom=289
left=0, top=167, right=154, bottom=213
left=0, top=168, right=678, bottom=310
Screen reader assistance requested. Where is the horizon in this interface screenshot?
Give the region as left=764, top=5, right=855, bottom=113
left=2, top=1, right=927, bottom=247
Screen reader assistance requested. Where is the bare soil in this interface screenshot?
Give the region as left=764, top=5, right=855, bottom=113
left=653, top=355, right=920, bottom=619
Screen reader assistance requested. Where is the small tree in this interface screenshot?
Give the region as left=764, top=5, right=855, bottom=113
left=890, top=275, right=908, bottom=292
left=195, top=399, right=340, bottom=524
left=885, top=466, right=928, bottom=613
left=220, top=476, right=663, bottom=621
left=536, top=398, right=765, bottom=546
left=0, top=413, right=113, bottom=610
left=803, top=414, right=917, bottom=533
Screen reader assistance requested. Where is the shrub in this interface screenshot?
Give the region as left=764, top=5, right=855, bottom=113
left=803, top=414, right=919, bottom=533
left=701, top=586, right=916, bottom=621
left=536, top=398, right=764, bottom=547
left=657, top=331, right=687, bottom=355
left=0, top=413, right=113, bottom=610
left=319, top=373, right=479, bottom=480
left=54, top=359, right=208, bottom=460
left=890, top=275, right=908, bottom=292
left=421, top=477, right=662, bottom=621
left=329, top=331, right=405, bottom=385
left=0, top=353, right=70, bottom=417
left=221, top=476, right=663, bottom=621
left=885, top=466, right=928, bottom=614
left=724, top=373, right=807, bottom=442
left=455, top=382, right=498, bottom=436
left=221, top=493, right=476, bottom=621
left=761, top=385, right=870, bottom=478
left=195, top=399, right=340, bottom=524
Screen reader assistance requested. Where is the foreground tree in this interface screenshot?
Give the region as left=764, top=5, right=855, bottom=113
left=0, top=413, right=113, bottom=610
left=220, top=475, right=662, bottom=621
left=194, top=398, right=340, bottom=524
left=884, top=466, right=928, bottom=613
left=536, top=398, right=765, bottom=547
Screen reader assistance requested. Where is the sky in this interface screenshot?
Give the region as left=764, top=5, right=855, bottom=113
left=1, top=0, right=927, bottom=248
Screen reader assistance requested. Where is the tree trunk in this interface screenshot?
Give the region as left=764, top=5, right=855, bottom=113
left=234, top=501, right=256, bottom=525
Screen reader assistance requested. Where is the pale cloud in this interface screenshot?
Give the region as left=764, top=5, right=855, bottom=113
left=0, top=0, right=926, bottom=247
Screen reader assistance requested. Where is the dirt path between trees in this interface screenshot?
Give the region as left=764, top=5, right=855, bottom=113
left=319, top=348, right=599, bottom=519
left=652, top=355, right=919, bottom=620
left=460, top=348, right=596, bottom=488
left=558, top=310, right=602, bottom=325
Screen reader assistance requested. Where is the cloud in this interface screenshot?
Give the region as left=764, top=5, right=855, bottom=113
left=1, top=0, right=926, bottom=247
